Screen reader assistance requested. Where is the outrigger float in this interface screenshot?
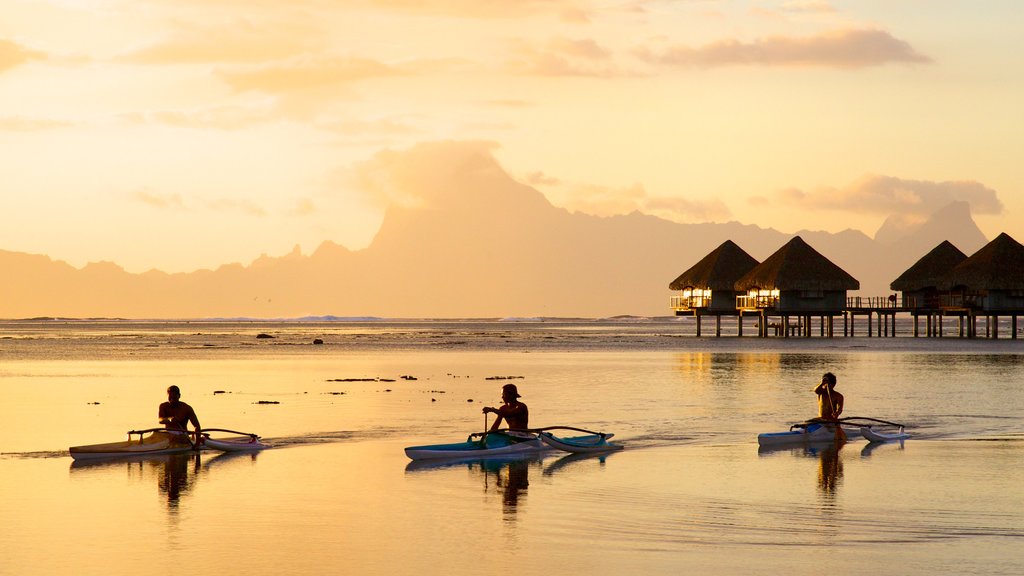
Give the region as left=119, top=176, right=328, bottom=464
left=758, top=417, right=909, bottom=447
left=69, top=427, right=268, bottom=461
left=404, top=426, right=622, bottom=461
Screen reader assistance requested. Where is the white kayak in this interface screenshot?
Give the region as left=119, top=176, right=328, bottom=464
left=757, top=422, right=859, bottom=447
left=861, top=426, right=910, bottom=443
left=70, top=429, right=195, bottom=460
left=70, top=427, right=267, bottom=460
left=538, top=431, right=622, bottom=453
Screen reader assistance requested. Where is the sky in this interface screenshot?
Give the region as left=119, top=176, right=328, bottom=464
left=1, top=0, right=1021, bottom=274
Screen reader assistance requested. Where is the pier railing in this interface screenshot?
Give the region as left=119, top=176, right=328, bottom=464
left=736, top=294, right=778, bottom=309
left=670, top=295, right=709, bottom=310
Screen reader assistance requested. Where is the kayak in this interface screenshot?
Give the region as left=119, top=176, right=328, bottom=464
left=404, top=426, right=621, bottom=461
left=404, top=431, right=546, bottom=461
left=757, top=422, right=859, bottom=447
left=70, top=427, right=266, bottom=461
left=70, top=429, right=195, bottom=460
left=538, top=431, right=622, bottom=453
left=861, top=426, right=910, bottom=443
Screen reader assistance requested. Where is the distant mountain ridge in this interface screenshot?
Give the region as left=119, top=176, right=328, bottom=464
left=0, top=144, right=989, bottom=318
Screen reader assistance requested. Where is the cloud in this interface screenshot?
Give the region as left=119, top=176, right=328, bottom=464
left=122, top=21, right=315, bottom=64
left=642, top=28, right=931, bottom=69
left=132, top=189, right=266, bottom=216
left=543, top=180, right=731, bottom=222
left=361, top=0, right=589, bottom=21
left=133, top=190, right=187, bottom=210
left=121, top=106, right=274, bottom=130
left=780, top=0, right=837, bottom=14
left=350, top=140, right=504, bottom=210
left=0, top=39, right=45, bottom=72
left=506, top=37, right=632, bottom=77
left=0, top=116, right=74, bottom=131
left=770, top=175, right=1004, bottom=216
left=217, top=56, right=400, bottom=94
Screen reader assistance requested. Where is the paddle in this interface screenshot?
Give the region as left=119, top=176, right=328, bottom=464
left=825, top=386, right=846, bottom=443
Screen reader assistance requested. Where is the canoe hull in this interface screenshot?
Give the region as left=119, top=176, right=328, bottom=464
left=70, top=430, right=194, bottom=461
left=757, top=424, right=860, bottom=447
left=405, top=432, right=546, bottom=461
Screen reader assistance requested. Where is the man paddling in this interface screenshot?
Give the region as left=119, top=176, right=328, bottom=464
left=482, top=383, right=529, bottom=431
left=814, top=373, right=844, bottom=420
left=813, top=372, right=845, bottom=441
left=159, top=385, right=202, bottom=448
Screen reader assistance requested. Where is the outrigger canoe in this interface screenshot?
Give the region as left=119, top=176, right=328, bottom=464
left=757, top=422, right=855, bottom=447
left=404, top=426, right=620, bottom=461
left=69, top=427, right=267, bottom=461
left=758, top=417, right=908, bottom=447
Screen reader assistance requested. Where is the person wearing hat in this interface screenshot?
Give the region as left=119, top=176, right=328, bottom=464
left=482, top=383, right=529, bottom=431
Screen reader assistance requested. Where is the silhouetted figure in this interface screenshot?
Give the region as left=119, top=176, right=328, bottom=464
left=158, top=385, right=202, bottom=447
left=482, top=384, right=529, bottom=431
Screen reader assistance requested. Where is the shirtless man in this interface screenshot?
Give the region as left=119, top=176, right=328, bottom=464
left=158, top=385, right=202, bottom=447
left=482, top=384, right=529, bottom=431
left=813, top=372, right=844, bottom=421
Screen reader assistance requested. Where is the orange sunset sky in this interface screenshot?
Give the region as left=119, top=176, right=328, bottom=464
left=1, top=0, right=1020, bottom=274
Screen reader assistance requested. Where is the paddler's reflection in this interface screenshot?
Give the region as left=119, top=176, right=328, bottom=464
left=157, top=453, right=200, bottom=508
left=479, top=459, right=531, bottom=510
left=812, top=440, right=845, bottom=497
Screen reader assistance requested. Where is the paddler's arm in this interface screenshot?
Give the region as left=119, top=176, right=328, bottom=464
left=189, top=411, right=202, bottom=448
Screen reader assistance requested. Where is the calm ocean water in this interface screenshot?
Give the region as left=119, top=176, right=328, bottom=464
left=1, top=319, right=1022, bottom=575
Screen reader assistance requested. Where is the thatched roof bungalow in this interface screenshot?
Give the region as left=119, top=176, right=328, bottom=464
left=669, top=240, right=758, bottom=313
left=735, top=236, right=859, bottom=313
left=890, top=240, right=968, bottom=309
left=942, top=232, right=1024, bottom=312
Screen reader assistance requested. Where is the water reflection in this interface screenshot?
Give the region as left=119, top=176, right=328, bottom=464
left=405, top=451, right=619, bottom=516
left=758, top=439, right=847, bottom=499
left=69, top=451, right=260, bottom=513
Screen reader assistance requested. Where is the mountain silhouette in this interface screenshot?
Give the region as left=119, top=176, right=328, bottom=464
left=0, top=142, right=990, bottom=318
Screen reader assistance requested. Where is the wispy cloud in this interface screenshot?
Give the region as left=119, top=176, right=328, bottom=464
left=0, top=116, right=74, bottom=131
left=121, top=21, right=315, bottom=64
left=0, top=38, right=45, bottom=72
left=133, top=190, right=187, bottom=210
left=506, top=37, right=634, bottom=77
left=217, top=56, right=400, bottom=94
left=780, top=0, right=837, bottom=14
left=133, top=189, right=267, bottom=216
left=761, top=175, right=1004, bottom=217
left=641, top=28, right=931, bottom=69
left=360, top=0, right=589, bottom=21
left=539, top=178, right=731, bottom=222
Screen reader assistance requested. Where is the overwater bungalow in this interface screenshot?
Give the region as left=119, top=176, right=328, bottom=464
left=734, top=236, right=859, bottom=337
left=890, top=240, right=968, bottom=337
left=941, top=232, right=1024, bottom=338
left=668, top=240, right=759, bottom=336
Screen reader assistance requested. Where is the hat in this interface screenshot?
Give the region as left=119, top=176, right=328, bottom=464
left=502, top=383, right=521, bottom=398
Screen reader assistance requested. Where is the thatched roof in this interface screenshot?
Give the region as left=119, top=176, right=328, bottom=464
left=942, top=232, right=1024, bottom=290
left=734, top=236, right=859, bottom=291
left=890, top=240, right=967, bottom=291
left=669, top=240, right=759, bottom=291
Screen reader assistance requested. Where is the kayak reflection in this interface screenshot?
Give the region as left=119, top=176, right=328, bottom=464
left=757, top=438, right=847, bottom=497
left=69, top=450, right=261, bottom=512
left=70, top=453, right=200, bottom=510
left=405, top=450, right=619, bottom=513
